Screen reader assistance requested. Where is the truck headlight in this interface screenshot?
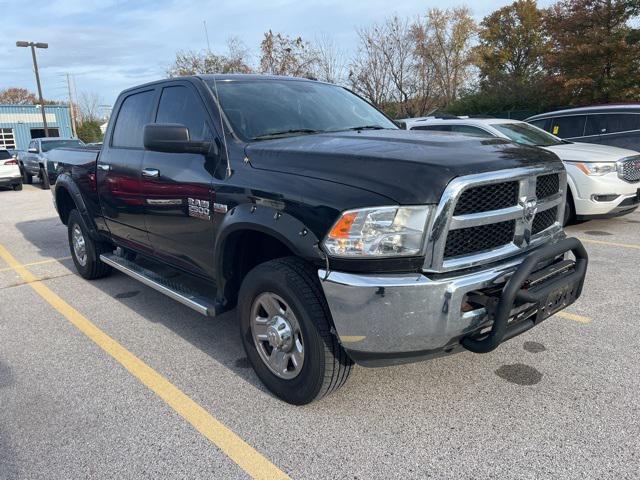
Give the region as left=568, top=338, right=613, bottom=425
left=322, top=206, right=431, bottom=257
left=570, top=162, right=617, bottom=176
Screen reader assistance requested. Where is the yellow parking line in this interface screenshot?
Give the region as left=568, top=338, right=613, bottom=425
left=0, top=244, right=289, bottom=480
left=580, top=238, right=640, bottom=250
left=0, top=256, right=72, bottom=273
left=556, top=311, right=591, bottom=323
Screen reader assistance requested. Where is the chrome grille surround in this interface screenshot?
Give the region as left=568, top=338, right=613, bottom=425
left=617, top=156, right=640, bottom=183
left=423, top=165, right=567, bottom=273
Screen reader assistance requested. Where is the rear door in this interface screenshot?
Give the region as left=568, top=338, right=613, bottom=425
left=141, top=82, right=218, bottom=278
left=97, top=88, right=157, bottom=253
left=549, top=115, right=587, bottom=140
left=592, top=113, right=640, bottom=150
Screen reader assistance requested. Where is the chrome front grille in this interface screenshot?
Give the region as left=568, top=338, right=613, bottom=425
left=424, top=166, right=566, bottom=273
left=618, top=156, right=640, bottom=183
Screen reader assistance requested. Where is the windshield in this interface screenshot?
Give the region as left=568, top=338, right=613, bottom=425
left=41, top=139, right=84, bottom=152
left=491, top=122, right=564, bottom=147
left=206, top=79, right=397, bottom=141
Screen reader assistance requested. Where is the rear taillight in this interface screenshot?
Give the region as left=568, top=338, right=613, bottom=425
left=4, top=159, right=18, bottom=165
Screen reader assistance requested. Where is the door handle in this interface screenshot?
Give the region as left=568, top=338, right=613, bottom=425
left=142, top=168, right=160, bottom=178
left=97, top=164, right=110, bottom=171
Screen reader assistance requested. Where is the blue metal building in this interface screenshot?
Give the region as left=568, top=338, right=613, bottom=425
left=0, top=104, right=73, bottom=151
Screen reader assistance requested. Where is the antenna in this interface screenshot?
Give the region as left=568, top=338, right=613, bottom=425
left=203, top=21, right=232, bottom=179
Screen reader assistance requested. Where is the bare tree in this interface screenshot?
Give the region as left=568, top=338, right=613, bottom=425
left=77, top=91, right=103, bottom=123
left=167, top=38, right=252, bottom=77
left=314, top=34, right=347, bottom=84
left=412, top=8, right=477, bottom=105
left=259, top=30, right=319, bottom=77
left=348, top=25, right=391, bottom=110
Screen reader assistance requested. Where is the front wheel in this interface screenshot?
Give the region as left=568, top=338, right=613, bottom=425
left=238, top=257, right=353, bottom=405
left=13, top=183, right=22, bottom=191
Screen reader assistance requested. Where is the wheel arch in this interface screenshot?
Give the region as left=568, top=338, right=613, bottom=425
left=214, top=203, right=324, bottom=309
left=54, top=174, right=100, bottom=239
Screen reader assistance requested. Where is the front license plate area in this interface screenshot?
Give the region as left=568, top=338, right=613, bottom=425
left=536, top=280, right=580, bottom=322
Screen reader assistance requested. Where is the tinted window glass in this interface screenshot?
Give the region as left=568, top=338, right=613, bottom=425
left=112, top=90, right=155, bottom=148
left=0, top=150, right=11, bottom=160
left=41, top=139, right=84, bottom=152
left=411, top=125, right=452, bottom=132
left=550, top=115, right=586, bottom=138
left=451, top=125, right=493, bottom=137
left=528, top=119, right=549, bottom=132
left=604, top=113, right=640, bottom=134
left=208, top=79, right=397, bottom=141
left=156, top=86, right=211, bottom=141
left=584, top=115, right=606, bottom=136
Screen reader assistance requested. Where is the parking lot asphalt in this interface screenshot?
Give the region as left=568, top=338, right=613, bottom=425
left=1, top=184, right=639, bottom=480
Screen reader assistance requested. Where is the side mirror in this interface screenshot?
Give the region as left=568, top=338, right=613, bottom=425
left=143, top=123, right=216, bottom=156
left=28, top=147, right=38, bottom=153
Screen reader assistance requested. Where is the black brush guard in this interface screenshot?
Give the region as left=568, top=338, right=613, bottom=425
left=462, top=237, right=588, bottom=354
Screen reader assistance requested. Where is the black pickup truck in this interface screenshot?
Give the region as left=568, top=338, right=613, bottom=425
left=49, top=75, right=588, bottom=404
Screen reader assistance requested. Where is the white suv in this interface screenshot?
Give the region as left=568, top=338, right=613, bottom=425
left=404, top=117, right=640, bottom=224
left=0, top=149, right=22, bottom=191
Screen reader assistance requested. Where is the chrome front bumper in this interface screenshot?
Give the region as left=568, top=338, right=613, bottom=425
left=319, top=240, right=583, bottom=367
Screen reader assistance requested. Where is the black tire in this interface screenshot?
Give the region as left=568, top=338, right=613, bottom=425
left=13, top=183, right=23, bottom=191
left=238, top=257, right=353, bottom=405
left=22, top=167, right=32, bottom=184
left=563, top=191, right=575, bottom=226
left=39, top=167, right=50, bottom=190
left=67, top=209, right=112, bottom=280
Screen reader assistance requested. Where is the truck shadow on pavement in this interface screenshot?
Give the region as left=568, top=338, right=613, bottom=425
left=15, top=217, right=271, bottom=395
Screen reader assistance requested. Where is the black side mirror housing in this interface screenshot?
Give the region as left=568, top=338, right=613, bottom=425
left=143, top=123, right=216, bottom=156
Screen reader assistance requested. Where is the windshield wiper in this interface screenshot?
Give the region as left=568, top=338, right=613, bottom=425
left=346, top=125, right=386, bottom=131
left=251, top=129, right=322, bottom=140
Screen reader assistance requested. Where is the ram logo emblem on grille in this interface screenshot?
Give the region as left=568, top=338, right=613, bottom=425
left=523, top=199, right=538, bottom=223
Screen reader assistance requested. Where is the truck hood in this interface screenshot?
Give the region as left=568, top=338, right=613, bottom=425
left=244, top=130, right=562, bottom=204
left=542, top=142, right=640, bottom=163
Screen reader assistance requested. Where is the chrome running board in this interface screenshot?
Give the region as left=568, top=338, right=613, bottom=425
left=100, top=253, right=218, bottom=317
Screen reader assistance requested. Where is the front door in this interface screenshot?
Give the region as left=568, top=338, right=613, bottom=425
left=97, top=88, right=157, bottom=253
left=141, top=83, right=218, bottom=279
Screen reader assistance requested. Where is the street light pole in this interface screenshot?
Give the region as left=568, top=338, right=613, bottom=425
left=16, top=41, right=49, bottom=137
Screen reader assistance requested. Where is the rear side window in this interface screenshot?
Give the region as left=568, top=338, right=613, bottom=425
left=112, top=90, right=155, bottom=148
left=585, top=115, right=606, bottom=136
left=411, top=125, right=452, bottom=132
left=550, top=115, right=586, bottom=138
left=155, top=85, right=211, bottom=141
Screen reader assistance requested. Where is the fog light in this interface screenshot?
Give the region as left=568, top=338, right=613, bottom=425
left=592, top=194, right=619, bottom=202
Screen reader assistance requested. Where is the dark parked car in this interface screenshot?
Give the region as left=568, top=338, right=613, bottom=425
left=526, top=105, right=640, bottom=151
left=48, top=75, right=588, bottom=404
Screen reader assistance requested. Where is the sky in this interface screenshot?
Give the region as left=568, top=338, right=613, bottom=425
left=1, top=0, right=554, bottom=109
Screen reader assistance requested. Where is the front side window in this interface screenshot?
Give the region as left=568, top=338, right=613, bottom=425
left=550, top=115, right=586, bottom=138
left=112, top=90, right=155, bottom=148
left=491, top=122, right=564, bottom=147
left=206, top=79, right=397, bottom=141
left=156, top=85, right=212, bottom=141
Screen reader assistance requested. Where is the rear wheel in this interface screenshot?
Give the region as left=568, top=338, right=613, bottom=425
left=22, top=168, right=32, bottom=184
left=39, top=166, right=50, bottom=190
left=12, top=183, right=22, bottom=191
left=68, top=209, right=112, bottom=279
left=238, top=257, right=353, bottom=405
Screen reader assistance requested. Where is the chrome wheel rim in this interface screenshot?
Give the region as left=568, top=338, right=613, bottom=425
left=250, top=292, right=304, bottom=380
left=71, top=223, right=87, bottom=267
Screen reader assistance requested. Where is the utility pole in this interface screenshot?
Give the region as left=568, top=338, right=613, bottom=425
left=66, top=73, right=77, bottom=137
left=16, top=41, right=49, bottom=137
